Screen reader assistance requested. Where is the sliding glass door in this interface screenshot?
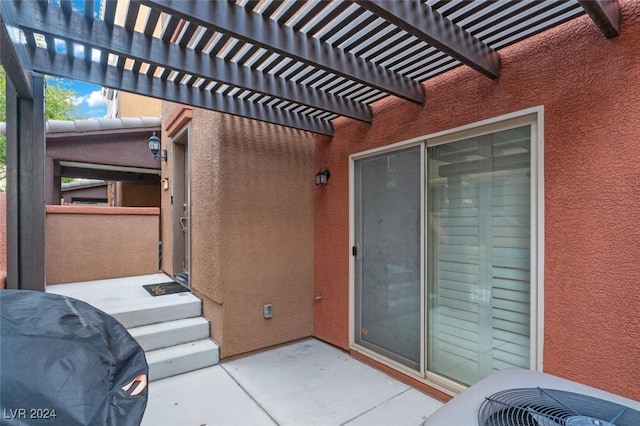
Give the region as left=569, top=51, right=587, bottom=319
left=352, top=119, right=536, bottom=388
left=354, top=145, right=422, bottom=371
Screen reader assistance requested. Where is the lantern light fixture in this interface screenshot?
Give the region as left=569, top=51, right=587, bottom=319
left=315, top=169, right=330, bottom=186
left=148, top=132, right=167, bottom=161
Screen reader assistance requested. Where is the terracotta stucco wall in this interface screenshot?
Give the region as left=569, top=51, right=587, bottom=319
left=161, top=105, right=315, bottom=358
left=314, top=2, right=640, bottom=400
left=46, top=206, right=160, bottom=284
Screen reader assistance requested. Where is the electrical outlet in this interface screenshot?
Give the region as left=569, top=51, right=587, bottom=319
left=263, top=304, right=273, bottom=319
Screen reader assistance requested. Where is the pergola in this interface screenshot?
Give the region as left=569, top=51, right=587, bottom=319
left=0, top=0, right=620, bottom=290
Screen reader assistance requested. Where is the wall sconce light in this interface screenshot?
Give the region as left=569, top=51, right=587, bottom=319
left=148, top=132, right=167, bottom=161
left=315, top=169, right=330, bottom=186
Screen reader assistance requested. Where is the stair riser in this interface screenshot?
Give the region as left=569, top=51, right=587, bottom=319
left=131, top=319, right=210, bottom=351
left=112, top=301, right=201, bottom=328
left=147, top=344, right=220, bottom=382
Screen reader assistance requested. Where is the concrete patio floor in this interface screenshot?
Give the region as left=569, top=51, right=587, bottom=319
left=141, top=338, right=443, bottom=426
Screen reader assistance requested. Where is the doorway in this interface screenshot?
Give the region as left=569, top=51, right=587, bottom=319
left=172, top=130, right=190, bottom=287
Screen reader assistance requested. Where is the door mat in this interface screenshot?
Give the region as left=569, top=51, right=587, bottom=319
left=142, top=282, right=189, bottom=297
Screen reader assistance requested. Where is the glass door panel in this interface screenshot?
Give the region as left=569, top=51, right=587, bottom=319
left=427, top=126, right=532, bottom=386
left=354, top=145, right=422, bottom=370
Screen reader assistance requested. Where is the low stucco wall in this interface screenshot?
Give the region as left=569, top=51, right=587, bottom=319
left=46, top=205, right=159, bottom=284
left=314, top=1, right=640, bottom=401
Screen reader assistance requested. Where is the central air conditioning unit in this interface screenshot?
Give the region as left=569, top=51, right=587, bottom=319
left=422, top=369, right=640, bottom=426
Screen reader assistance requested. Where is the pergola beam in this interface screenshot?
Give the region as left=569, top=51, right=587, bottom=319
left=0, top=4, right=33, bottom=97
left=29, top=49, right=334, bottom=136
left=137, top=0, right=425, bottom=104
left=14, top=3, right=372, bottom=123
left=60, top=166, right=161, bottom=184
left=578, top=0, right=620, bottom=38
left=353, top=0, right=501, bottom=79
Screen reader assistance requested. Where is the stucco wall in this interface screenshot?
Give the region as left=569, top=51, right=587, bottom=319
left=46, top=206, right=159, bottom=284
left=314, top=1, right=640, bottom=400
left=117, top=92, right=161, bottom=118
left=116, top=182, right=161, bottom=207
left=161, top=105, right=315, bottom=358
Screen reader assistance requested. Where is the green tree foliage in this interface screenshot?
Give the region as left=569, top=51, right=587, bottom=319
left=0, top=65, right=81, bottom=167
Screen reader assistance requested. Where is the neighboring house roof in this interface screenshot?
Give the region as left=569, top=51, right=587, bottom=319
left=0, top=117, right=161, bottom=135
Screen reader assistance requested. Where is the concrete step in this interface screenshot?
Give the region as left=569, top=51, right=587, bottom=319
left=129, top=317, right=210, bottom=352
left=47, top=274, right=202, bottom=328
left=146, top=339, right=220, bottom=382
left=46, top=274, right=218, bottom=381
left=109, top=293, right=202, bottom=329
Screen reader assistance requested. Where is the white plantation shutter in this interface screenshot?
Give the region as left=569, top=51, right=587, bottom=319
left=427, top=126, right=531, bottom=386
left=491, top=169, right=531, bottom=373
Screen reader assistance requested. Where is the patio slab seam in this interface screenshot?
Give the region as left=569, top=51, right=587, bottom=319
left=219, top=363, right=280, bottom=425
left=339, top=387, right=413, bottom=426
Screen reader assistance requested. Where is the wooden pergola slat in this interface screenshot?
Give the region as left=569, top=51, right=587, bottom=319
left=16, top=3, right=372, bottom=123
left=29, top=49, right=335, bottom=136
left=353, top=0, right=501, bottom=79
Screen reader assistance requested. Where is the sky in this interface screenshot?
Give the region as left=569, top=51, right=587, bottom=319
left=48, top=79, right=108, bottom=119
left=46, top=0, right=108, bottom=119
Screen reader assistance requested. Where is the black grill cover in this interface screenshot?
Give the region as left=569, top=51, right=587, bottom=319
left=0, top=290, right=148, bottom=425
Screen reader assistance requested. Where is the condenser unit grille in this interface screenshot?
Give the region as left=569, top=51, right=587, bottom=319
left=478, top=388, right=640, bottom=426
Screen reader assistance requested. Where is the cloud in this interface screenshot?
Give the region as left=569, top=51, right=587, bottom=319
left=86, top=90, right=107, bottom=107
left=71, top=95, right=85, bottom=107
left=70, top=91, right=106, bottom=109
